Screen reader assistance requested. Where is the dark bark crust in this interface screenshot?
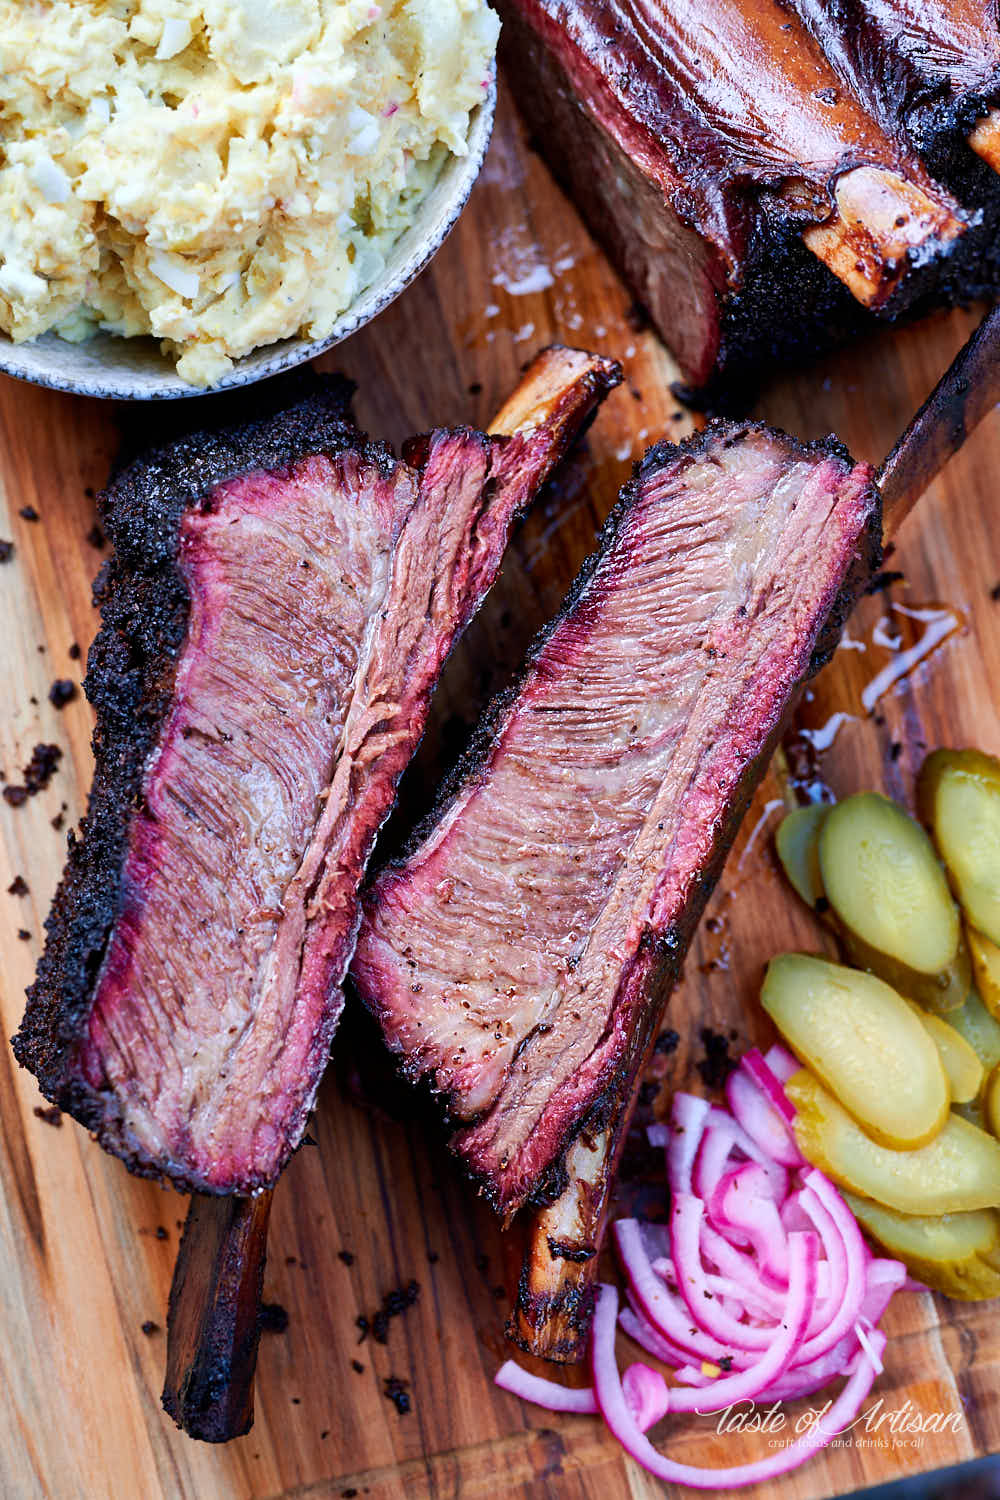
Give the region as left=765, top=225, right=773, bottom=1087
left=11, top=375, right=391, bottom=1178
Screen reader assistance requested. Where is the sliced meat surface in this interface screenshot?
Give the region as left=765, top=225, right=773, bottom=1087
left=14, top=351, right=620, bottom=1194
left=352, top=423, right=881, bottom=1215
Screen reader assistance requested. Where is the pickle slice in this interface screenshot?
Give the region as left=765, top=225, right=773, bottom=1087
left=967, top=925, right=1000, bottom=1021
left=818, top=792, right=963, bottom=1006
left=775, top=804, right=830, bottom=912
left=986, top=1064, right=1000, bottom=1141
left=786, top=1068, right=1000, bottom=1214
left=910, top=1007, right=984, bottom=1105
left=920, top=749, right=1000, bottom=946
left=762, top=955, right=949, bottom=1149
left=946, top=991, right=1000, bottom=1079
left=843, top=1192, right=1000, bottom=1300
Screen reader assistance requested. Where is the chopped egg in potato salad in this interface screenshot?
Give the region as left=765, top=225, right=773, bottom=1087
left=0, top=0, right=499, bottom=385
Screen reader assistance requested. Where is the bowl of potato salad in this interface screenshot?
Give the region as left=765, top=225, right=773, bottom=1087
left=0, top=0, right=498, bottom=398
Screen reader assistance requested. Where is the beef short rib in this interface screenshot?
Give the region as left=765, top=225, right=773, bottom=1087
left=352, top=422, right=881, bottom=1217
left=494, top=0, right=987, bottom=396
left=13, top=350, right=619, bottom=1195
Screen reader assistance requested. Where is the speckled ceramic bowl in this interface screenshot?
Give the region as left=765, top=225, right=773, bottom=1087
left=0, top=86, right=495, bottom=401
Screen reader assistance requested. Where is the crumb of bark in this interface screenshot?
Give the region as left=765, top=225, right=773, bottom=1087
left=351, top=1359, right=364, bottom=1374
left=719, top=1354, right=734, bottom=1371
left=815, top=895, right=831, bottom=914
left=467, top=381, right=483, bottom=395
left=86, top=524, right=106, bottom=549
left=383, top=1375, right=411, bottom=1415
left=7, top=742, right=64, bottom=806
left=341, top=1489, right=357, bottom=1497
left=889, top=741, right=903, bottom=761
left=154, top=1225, right=168, bottom=1241
left=991, top=580, right=1000, bottom=601
left=427, top=1250, right=439, bottom=1264
left=8, top=876, right=29, bottom=896
left=51, top=811, right=65, bottom=830
left=260, top=1303, right=289, bottom=1334
left=291, top=1396, right=300, bottom=1405
left=654, top=1028, right=680, bottom=1055
left=696, top=1026, right=737, bottom=1089
left=18, top=928, right=30, bottom=941
left=68, top=642, right=81, bottom=660
left=474, top=1253, right=490, bottom=1274
left=18, top=505, right=39, bottom=522
left=48, top=679, right=77, bottom=709
left=492, top=1285, right=506, bottom=1300
left=33, top=1105, right=62, bottom=1126
left=140, top=1320, right=160, bottom=1337
left=0, top=540, right=13, bottom=563
left=338, top=1249, right=355, bottom=1266
left=359, top=1280, right=421, bottom=1346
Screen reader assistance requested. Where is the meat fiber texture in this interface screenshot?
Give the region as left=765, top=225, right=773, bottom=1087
left=352, top=423, right=881, bottom=1217
left=14, top=358, right=618, bottom=1195
left=495, top=0, right=996, bottom=397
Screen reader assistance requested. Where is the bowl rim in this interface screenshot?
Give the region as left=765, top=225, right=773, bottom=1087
left=0, top=80, right=496, bottom=402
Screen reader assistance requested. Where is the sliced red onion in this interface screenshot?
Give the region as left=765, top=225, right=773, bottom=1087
left=862, top=1258, right=908, bottom=1324
left=663, top=1230, right=818, bottom=1413
left=741, top=1047, right=801, bottom=1130
left=708, top=1164, right=790, bottom=1284
left=729, top=1056, right=803, bottom=1161
left=699, top=1224, right=787, bottom=1317
left=763, top=1042, right=800, bottom=1084
left=591, top=1281, right=886, bottom=1488
left=495, top=1360, right=598, bottom=1414
left=706, top=1107, right=790, bottom=1200
left=854, top=1320, right=885, bottom=1375
left=653, top=1254, right=779, bottom=1322
left=622, top=1363, right=671, bottom=1430
left=671, top=1194, right=774, bottom=1349
left=666, top=1093, right=711, bottom=1195
left=619, top=1302, right=694, bottom=1368
left=614, top=1218, right=734, bottom=1362
left=793, top=1172, right=868, bottom=1361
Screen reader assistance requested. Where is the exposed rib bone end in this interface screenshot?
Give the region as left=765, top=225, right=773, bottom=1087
left=802, top=167, right=965, bottom=309
left=969, top=108, right=1000, bottom=175
left=507, top=1129, right=610, bottom=1362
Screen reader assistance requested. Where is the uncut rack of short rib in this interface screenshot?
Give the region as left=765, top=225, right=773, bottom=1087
left=495, top=0, right=1000, bottom=397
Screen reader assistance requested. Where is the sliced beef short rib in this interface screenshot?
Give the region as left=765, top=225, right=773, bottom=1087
left=14, top=350, right=619, bottom=1195
left=352, top=422, right=881, bottom=1218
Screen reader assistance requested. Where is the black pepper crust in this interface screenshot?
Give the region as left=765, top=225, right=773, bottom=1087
left=11, top=373, right=394, bottom=1178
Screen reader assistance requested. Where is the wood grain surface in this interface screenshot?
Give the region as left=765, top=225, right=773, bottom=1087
left=2, top=89, right=999, bottom=1500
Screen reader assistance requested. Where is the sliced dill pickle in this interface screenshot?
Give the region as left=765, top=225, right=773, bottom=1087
left=775, top=804, right=830, bottom=912
left=786, top=1068, right=1000, bottom=1214
left=919, top=749, right=1000, bottom=945
left=967, top=925, right=1000, bottom=1021
left=818, top=792, right=963, bottom=1006
left=986, top=1064, right=1000, bottom=1141
left=946, top=991, right=1000, bottom=1080
left=843, top=1192, right=1000, bottom=1300
left=762, top=955, right=949, bottom=1149
left=908, top=1006, right=984, bottom=1105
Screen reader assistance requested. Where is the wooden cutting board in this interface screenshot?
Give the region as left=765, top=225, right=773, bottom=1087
left=2, top=89, right=999, bottom=1500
